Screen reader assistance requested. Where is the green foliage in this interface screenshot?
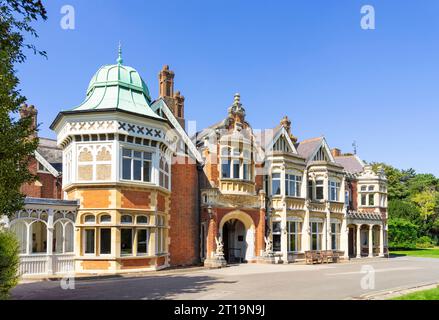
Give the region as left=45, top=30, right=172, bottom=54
left=411, top=190, right=439, bottom=220
left=388, top=218, right=418, bottom=250
left=388, top=199, right=422, bottom=224
left=0, top=230, right=20, bottom=300
left=416, top=236, right=434, bottom=249
left=0, top=0, right=47, bottom=217
left=373, top=162, right=439, bottom=247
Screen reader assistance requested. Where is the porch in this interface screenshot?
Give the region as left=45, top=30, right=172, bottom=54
left=4, top=197, right=79, bottom=277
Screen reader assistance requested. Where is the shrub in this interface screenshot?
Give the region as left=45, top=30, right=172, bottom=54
left=0, top=230, right=20, bottom=300
left=388, top=218, right=419, bottom=250
left=416, top=236, right=435, bottom=249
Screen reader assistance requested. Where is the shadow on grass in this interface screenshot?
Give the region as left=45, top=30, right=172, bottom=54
left=390, top=248, right=434, bottom=258
left=12, top=274, right=237, bottom=300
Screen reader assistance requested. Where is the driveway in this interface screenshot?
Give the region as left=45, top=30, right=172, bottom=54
left=11, top=256, right=439, bottom=300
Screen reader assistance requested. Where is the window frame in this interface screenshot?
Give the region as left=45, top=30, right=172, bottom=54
left=121, top=147, right=153, bottom=183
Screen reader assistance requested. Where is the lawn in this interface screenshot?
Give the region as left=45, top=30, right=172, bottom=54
left=392, top=287, right=439, bottom=300
left=390, top=247, right=439, bottom=259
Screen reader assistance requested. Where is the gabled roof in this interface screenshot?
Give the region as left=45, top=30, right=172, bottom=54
left=151, top=98, right=203, bottom=164
left=334, top=155, right=365, bottom=174
left=296, top=136, right=335, bottom=163
left=265, top=125, right=298, bottom=154
left=35, top=138, right=62, bottom=176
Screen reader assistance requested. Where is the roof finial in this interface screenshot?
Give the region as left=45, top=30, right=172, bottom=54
left=117, top=42, right=123, bottom=65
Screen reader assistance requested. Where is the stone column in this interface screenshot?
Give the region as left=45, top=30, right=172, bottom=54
left=379, top=225, right=385, bottom=257
left=340, top=216, right=348, bottom=258
left=281, top=203, right=288, bottom=262
left=325, top=203, right=331, bottom=251
left=302, top=204, right=310, bottom=252
left=368, top=225, right=374, bottom=258
left=356, top=224, right=362, bottom=258
left=47, top=208, right=54, bottom=275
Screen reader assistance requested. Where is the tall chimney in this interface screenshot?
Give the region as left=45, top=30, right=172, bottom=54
left=20, top=104, right=38, bottom=138
left=331, top=148, right=341, bottom=158
left=159, top=65, right=174, bottom=98
left=158, top=65, right=186, bottom=130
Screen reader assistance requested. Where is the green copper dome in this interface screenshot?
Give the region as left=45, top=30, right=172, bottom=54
left=72, top=46, right=161, bottom=119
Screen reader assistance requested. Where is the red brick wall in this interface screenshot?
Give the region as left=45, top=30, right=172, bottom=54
left=120, top=190, right=151, bottom=209
left=20, top=157, right=62, bottom=199
left=351, top=180, right=358, bottom=210
left=168, top=156, right=199, bottom=266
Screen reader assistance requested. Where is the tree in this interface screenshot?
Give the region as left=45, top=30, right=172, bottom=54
left=0, top=0, right=47, bottom=217
left=388, top=218, right=419, bottom=250
left=407, top=174, right=438, bottom=195
left=371, top=163, right=409, bottom=200
left=411, top=190, right=439, bottom=221
left=0, top=230, right=20, bottom=300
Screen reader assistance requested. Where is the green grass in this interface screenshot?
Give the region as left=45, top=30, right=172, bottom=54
left=390, top=247, right=439, bottom=259
left=392, top=287, right=439, bottom=300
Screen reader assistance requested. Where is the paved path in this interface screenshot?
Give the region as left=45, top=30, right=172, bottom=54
left=11, top=256, right=439, bottom=300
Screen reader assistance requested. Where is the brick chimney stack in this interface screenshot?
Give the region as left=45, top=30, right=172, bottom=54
left=20, top=104, right=38, bottom=138
left=331, top=148, right=341, bottom=158
left=158, top=65, right=186, bottom=130
left=159, top=65, right=175, bottom=98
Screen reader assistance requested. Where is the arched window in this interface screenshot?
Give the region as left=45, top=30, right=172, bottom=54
left=11, top=221, right=27, bottom=254
left=84, top=215, right=95, bottom=224
left=159, top=156, right=170, bottom=189
left=30, top=221, right=47, bottom=254
left=121, top=215, right=133, bottom=224
left=136, top=216, right=148, bottom=224
left=54, top=222, right=64, bottom=253
left=65, top=222, right=74, bottom=253
left=100, top=215, right=111, bottom=223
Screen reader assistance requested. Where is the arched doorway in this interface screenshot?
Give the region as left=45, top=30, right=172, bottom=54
left=223, top=219, right=247, bottom=263
left=219, top=211, right=256, bottom=264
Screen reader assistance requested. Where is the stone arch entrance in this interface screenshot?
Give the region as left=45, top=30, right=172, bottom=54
left=219, top=211, right=256, bottom=263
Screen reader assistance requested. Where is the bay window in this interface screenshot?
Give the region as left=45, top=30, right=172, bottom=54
left=100, top=228, right=111, bottom=255
left=84, top=229, right=95, bottom=254
left=221, top=159, right=231, bottom=178
left=286, top=174, right=302, bottom=197
left=287, top=221, right=302, bottom=252
left=272, top=221, right=282, bottom=252
left=121, top=229, right=133, bottom=255
left=331, top=223, right=341, bottom=250
left=310, top=222, right=323, bottom=250
left=271, top=173, right=281, bottom=195
left=137, top=229, right=149, bottom=255
left=329, top=181, right=340, bottom=202
left=316, top=180, right=324, bottom=200
left=220, top=146, right=253, bottom=181
left=121, top=148, right=152, bottom=182
left=157, top=216, right=166, bottom=254
left=159, top=156, right=170, bottom=189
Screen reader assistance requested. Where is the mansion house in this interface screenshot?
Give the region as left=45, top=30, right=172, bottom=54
left=3, top=49, right=388, bottom=276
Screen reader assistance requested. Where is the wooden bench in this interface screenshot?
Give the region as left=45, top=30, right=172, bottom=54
left=305, top=251, right=322, bottom=265
left=305, top=250, right=344, bottom=264
left=321, top=250, right=338, bottom=264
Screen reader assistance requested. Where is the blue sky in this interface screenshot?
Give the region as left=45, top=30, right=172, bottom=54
left=17, top=0, right=439, bottom=175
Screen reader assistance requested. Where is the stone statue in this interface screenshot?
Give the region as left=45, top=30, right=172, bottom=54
left=215, top=236, right=224, bottom=257
left=264, top=236, right=274, bottom=256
